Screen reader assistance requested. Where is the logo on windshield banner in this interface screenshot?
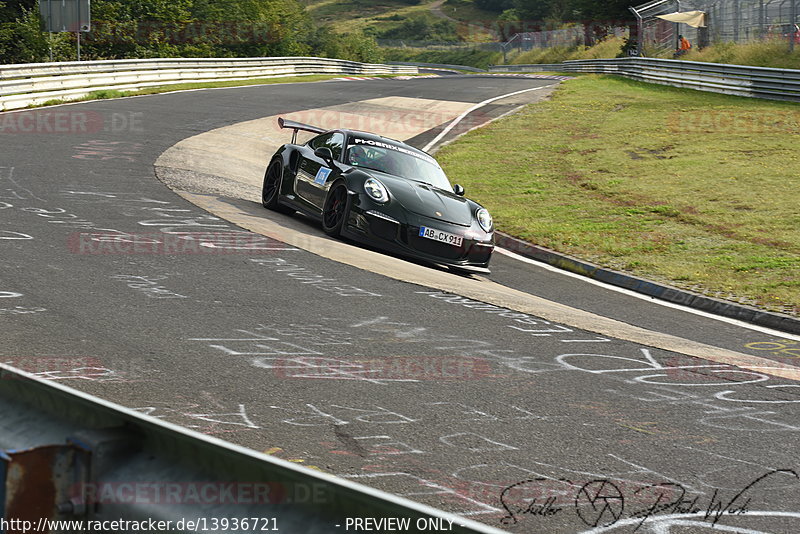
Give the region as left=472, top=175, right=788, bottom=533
left=351, top=137, right=436, bottom=165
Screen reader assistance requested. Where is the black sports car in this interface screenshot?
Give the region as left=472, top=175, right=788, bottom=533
left=261, top=117, right=495, bottom=273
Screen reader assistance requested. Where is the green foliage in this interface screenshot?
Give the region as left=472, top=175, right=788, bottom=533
left=1, top=0, right=35, bottom=23
left=1, top=0, right=384, bottom=63
left=384, top=46, right=501, bottom=69
left=682, top=38, right=800, bottom=69
left=0, top=8, right=73, bottom=63
left=377, top=13, right=458, bottom=42
left=509, top=36, right=625, bottom=64
left=310, top=26, right=384, bottom=63
left=474, top=0, right=514, bottom=12
left=511, top=0, right=633, bottom=22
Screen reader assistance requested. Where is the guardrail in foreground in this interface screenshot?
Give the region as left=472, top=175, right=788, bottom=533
left=0, top=363, right=504, bottom=533
left=0, top=57, right=418, bottom=111
left=489, top=57, right=800, bottom=102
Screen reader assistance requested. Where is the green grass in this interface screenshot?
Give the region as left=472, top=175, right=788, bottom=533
left=499, top=35, right=800, bottom=71
left=86, top=89, right=130, bottom=100
left=436, top=75, right=800, bottom=315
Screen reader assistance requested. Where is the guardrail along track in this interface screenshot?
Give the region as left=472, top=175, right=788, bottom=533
left=0, top=57, right=418, bottom=111
left=490, top=58, right=800, bottom=102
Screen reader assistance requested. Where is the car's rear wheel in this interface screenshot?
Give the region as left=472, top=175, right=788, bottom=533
left=322, top=183, right=349, bottom=237
left=262, top=159, right=294, bottom=214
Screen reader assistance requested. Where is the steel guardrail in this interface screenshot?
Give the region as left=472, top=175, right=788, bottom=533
left=387, top=61, right=486, bottom=73
left=0, top=57, right=418, bottom=111
left=489, top=57, right=800, bottom=102
left=0, top=363, right=505, bottom=533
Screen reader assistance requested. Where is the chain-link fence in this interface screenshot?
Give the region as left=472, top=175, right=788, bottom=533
left=632, top=0, right=800, bottom=56
left=498, top=24, right=629, bottom=62
left=504, top=26, right=585, bottom=51
left=376, top=40, right=503, bottom=51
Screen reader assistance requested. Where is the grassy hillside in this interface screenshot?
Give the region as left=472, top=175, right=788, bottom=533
left=681, top=39, right=800, bottom=69
left=301, top=0, right=442, bottom=34
left=440, top=0, right=499, bottom=26
left=301, top=0, right=800, bottom=70
left=301, top=0, right=498, bottom=41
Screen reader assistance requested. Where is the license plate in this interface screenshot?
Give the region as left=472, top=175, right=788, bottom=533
left=419, top=226, right=463, bottom=247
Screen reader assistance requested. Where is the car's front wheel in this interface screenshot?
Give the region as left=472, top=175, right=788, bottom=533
left=322, top=183, right=349, bottom=237
left=262, top=159, right=294, bottom=214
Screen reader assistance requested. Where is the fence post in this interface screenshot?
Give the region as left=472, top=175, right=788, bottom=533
left=630, top=6, right=644, bottom=57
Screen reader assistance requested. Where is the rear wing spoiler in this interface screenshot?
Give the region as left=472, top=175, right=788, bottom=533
left=278, top=117, right=327, bottom=144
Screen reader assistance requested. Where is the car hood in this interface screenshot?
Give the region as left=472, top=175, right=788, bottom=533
left=371, top=172, right=473, bottom=226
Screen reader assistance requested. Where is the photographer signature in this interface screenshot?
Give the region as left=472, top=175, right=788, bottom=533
left=500, top=468, right=798, bottom=530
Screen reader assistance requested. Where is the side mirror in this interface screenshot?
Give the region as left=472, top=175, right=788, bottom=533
left=314, top=147, right=335, bottom=163
left=453, top=184, right=465, bottom=197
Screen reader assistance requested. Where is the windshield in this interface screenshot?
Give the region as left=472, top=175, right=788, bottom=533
left=346, top=138, right=452, bottom=192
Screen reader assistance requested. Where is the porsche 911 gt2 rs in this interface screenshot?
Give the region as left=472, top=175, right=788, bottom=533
left=261, top=117, right=494, bottom=273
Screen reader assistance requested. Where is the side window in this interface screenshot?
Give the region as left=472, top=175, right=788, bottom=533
left=309, top=132, right=344, bottom=161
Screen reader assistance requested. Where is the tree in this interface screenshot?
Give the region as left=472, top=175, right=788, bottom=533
left=572, top=0, right=633, bottom=22
left=510, top=0, right=633, bottom=23
left=1, top=8, right=67, bottom=63
left=474, top=0, right=514, bottom=13
left=1, top=0, right=35, bottom=23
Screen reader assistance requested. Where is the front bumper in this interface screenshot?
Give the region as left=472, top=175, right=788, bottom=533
left=343, top=204, right=494, bottom=273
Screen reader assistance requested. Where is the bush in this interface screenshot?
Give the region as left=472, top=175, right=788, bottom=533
left=377, top=13, right=458, bottom=42
left=683, top=38, right=800, bottom=69
left=509, top=36, right=625, bottom=65
left=474, top=0, right=513, bottom=12
left=384, top=47, right=501, bottom=69
left=310, top=27, right=384, bottom=63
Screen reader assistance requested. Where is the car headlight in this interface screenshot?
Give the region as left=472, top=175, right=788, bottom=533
left=364, top=178, right=389, bottom=203
left=476, top=208, right=493, bottom=233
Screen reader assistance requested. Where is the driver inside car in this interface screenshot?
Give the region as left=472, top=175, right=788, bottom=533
left=348, top=145, right=371, bottom=167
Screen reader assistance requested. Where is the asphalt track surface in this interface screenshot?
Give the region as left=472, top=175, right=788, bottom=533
left=2, top=76, right=800, bottom=533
